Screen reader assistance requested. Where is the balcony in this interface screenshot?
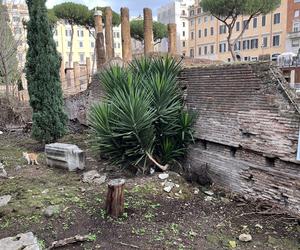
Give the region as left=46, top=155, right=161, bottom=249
left=288, top=31, right=300, bottom=39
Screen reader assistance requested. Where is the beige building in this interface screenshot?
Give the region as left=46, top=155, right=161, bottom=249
left=188, top=0, right=291, bottom=62
left=4, top=2, right=29, bottom=89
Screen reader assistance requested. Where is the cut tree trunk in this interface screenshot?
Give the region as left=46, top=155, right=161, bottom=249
left=105, top=179, right=125, bottom=217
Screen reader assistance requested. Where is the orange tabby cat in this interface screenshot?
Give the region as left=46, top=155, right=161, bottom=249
left=23, top=152, right=39, bottom=165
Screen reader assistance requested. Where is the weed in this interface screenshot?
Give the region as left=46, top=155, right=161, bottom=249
left=87, top=233, right=97, bottom=241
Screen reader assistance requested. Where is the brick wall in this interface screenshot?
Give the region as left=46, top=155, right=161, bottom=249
left=181, top=62, right=300, bottom=215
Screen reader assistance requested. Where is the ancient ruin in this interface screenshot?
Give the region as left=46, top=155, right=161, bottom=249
left=121, top=7, right=132, bottom=62
left=143, top=8, right=154, bottom=56
left=168, top=23, right=177, bottom=56
left=105, top=7, right=114, bottom=60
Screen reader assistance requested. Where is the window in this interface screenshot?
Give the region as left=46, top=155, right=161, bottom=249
left=262, top=15, right=266, bottom=27
left=242, top=40, right=250, bottom=50
left=219, top=25, right=226, bottom=34
left=250, top=38, right=258, bottom=49
left=55, top=41, right=58, bottom=47
left=79, top=53, right=85, bottom=64
left=13, top=16, right=20, bottom=22
left=67, top=41, right=71, bottom=47
left=234, top=41, right=241, bottom=51
left=236, top=22, right=240, bottom=32
left=182, top=41, right=186, bottom=47
left=262, top=37, right=268, bottom=48
left=79, top=41, right=83, bottom=47
left=243, top=20, right=249, bottom=30
left=294, top=22, right=300, bottom=32
left=91, top=42, right=95, bottom=48
left=253, top=17, right=257, bottom=28
left=182, top=10, right=186, bottom=16
left=292, top=39, right=300, bottom=47
left=190, top=48, right=194, bottom=58
left=204, top=16, right=208, bottom=22
left=190, top=10, right=194, bottom=16
left=274, top=13, right=280, bottom=24
left=190, top=20, right=194, bottom=26
left=295, top=10, right=300, bottom=17
left=197, top=8, right=201, bottom=14
left=204, top=28, right=207, bottom=37
left=54, top=29, right=58, bottom=36
left=210, top=45, right=214, bottom=54
left=272, top=35, right=280, bottom=46
left=198, top=47, right=201, bottom=56
left=219, top=43, right=226, bottom=53
left=198, top=17, right=201, bottom=24
left=191, top=31, right=194, bottom=40
left=182, top=22, right=185, bottom=27
left=204, top=46, right=208, bottom=55
left=182, top=31, right=185, bottom=37
left=198, top=29, right=201, bottom=38
left=210, top=27, right=214, bottom=36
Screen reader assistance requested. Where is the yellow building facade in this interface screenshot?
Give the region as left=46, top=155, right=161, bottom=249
left=188, top=0, right=289, bottom=62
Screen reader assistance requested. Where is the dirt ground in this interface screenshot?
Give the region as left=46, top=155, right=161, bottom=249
left=0, top=132, right=299, bottom=250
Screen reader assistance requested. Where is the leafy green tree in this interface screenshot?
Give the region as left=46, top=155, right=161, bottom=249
left=201, top=0, right=281, bottom=61
left=0, top=4, right=20, bottom=95
left=26, top=0, right=67, bottom=143
left=130, top=20, right=168, bottom=45
left=89, top=57, right=196, bottom=172
left=47, top=8, right=58, bottom=28
left=53, top=2, right=90, bottom=66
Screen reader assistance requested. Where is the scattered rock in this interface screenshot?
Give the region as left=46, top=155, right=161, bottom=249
left=0, top=232, right=40, bottom=250
left=150, top=168, right=155, bottom=175
left=255, top=224, right=263, bottom=230
left=193, top=188, right=200, bottom=195
left=228, top=240, right=237, bottom=248
left=163, top=181, right=175, bottom=193
left=204, top=190, right=214, bottom=196
left=158, top=173, right=169, bottom=180
left=239, top=233, right=252, bottom=242
left=0, top=195, right=11, bottom=207
left=44, top=205, right=60, bottom=218
left=0, top=131, right=3, bottom=135
left=82, top=170, right=106, bottom=185
left=0, top=163, right=8, bottom=179
left=15, top=165, right=22, bottom=171
left=221, top=197, right=231, bottom=204
left=204, top=196, right=213, bottom=202
left=41, top=189, right=49, bottom=194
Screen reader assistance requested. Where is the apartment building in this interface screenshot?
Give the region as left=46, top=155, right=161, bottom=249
left=286, top=0, right=300, bottom=54
left=188, top=0, right=299, bottom=62
left=4, top=2, right=29, bottom=88
left=157, top=0, right=194, bottom=56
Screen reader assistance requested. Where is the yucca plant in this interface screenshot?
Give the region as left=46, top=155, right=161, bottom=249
left=89, top=56, right=196, bottom=172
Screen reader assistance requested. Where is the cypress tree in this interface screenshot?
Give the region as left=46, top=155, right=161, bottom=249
left=25, top=0, right=67, bottom=143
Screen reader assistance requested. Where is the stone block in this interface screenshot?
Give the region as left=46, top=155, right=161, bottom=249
left=0, top=232, right=40, bottom=250
left=45, top=143, right=85, bottom=171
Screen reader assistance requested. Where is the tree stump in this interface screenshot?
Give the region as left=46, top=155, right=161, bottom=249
left=105, top=179, right=125, bottom=217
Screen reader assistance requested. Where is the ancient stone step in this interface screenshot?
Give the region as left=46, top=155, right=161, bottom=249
left=45, top=143, right=85, bottom=171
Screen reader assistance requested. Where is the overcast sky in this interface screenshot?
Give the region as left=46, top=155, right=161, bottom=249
left=46, top=0, right=171, bottom=17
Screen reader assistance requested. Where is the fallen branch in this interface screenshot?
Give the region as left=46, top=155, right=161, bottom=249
left=146, top=152, right=168, bottom=171
left=118, top=242, right=140, bottom=249
left=47, top=235, right=91, bottom=249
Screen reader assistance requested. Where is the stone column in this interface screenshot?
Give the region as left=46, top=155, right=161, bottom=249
left=94, top=10, right=103, bottom=33
left=121, top=7, right=132, bottom=62
left=168, top=23, right=177, bottom=56
left=105, top=7, right=114, bottom=60
left=86, top=57, right=91, bottom=86
left=60, top=59, right=66, bottom=90
left=73, top=62, right=80, bottom=91
left=94, top=10, right=106, bottom=69
left=143, top=8, right=154, bottom=56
